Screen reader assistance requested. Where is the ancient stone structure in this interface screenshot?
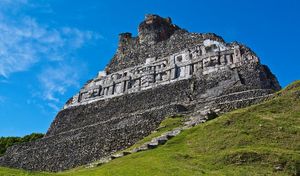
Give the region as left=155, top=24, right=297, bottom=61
left=0, top=14, right=280, bottom=172
left=66, top=35, right=258, bottom=108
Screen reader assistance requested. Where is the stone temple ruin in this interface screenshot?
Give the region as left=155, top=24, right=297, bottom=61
left=0, top=14, right=280, bottom=172
left=67, top=36, right=258, bottom=108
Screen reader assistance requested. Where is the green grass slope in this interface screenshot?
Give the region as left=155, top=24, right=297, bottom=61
left=1, top=81, right=300, bottom=176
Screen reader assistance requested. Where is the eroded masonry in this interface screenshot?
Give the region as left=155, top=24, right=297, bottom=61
left=0, top=14, right=280, bottom=172
left=68, top=38, right=258, bottom=108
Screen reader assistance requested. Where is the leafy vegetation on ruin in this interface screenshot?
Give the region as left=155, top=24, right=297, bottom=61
left=0, top=133, right=44, bottom=156
left=1, top=81, right=299, bottom=176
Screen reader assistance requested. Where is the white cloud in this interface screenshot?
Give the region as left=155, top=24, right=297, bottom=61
left=38, top=64, right=81, bottom=104
left=0, top=16, right=99, bottom=77
left=47, top=102, right=60, bottom=112
left=0, top=2, right=101, bottom=78
left=0, top=1, right=101, bottom=111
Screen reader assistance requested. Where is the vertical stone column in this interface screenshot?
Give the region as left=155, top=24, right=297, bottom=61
left=99, top=86, right=103, bottom=96
left=106, top=87, right=109, bottom=96
left=220, top=55, right=226, bottom=65
left=103, top=87, right=106, bottom=96
left=179, top=66, right=185, bottom=78
left=107, top=87, right=110, bottom=96
left=233, top=46, right=241, bottom=63
left=165, top=70, right=170, bottom=81
left=170, top=68, right=176, bottom=79
left=185, top=65, right=191, bottom=77
left=198, top=47, right=202, bottom=56
left=200, top=60, right=203, bottom=69
left=156, top=73, right=161, bottom=81
left=114, top=83, right=120, bottom=94
left=120, top=81, right=125, bottom=94
left=194, top=62, right=199, bottom=73
left=110, top=85, right=115, bottom=95
left=226, top=55, right=233, bottom=64
left=201, top=46, right=206, bottom=55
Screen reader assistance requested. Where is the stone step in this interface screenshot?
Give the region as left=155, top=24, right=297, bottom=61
left=96, top=157, right=111, bottom=166
left=89, top=113, right=208, bottom=167
left=111, top=153, right=124, bottom=159
left=157, top=136, right=168, bottom=145
left=133, top=144, right=148, bottom=152
left=82, top=92, right=271, bottom=169
left=85, top=157, right=111, bottom=168
left=216, top=95, right=271, bottom=105
left=147, top=141, right=158, bottom=149
left=165, top=129, right=181, bottom=138
left=184, top=116, right=207, bottom=127
left=122, top=151, right=132, bottom=156
left=204, top=89, right=273, bottom=103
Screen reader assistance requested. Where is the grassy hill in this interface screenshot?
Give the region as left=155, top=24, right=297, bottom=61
left=0, top=81, right=299, bottom=176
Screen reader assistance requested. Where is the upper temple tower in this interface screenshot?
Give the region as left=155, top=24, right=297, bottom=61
left=138, top=14, right=180, bottom=44
left=107, top=14, right=225, bottom=73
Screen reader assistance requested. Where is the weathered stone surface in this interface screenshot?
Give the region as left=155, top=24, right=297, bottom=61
left=0, top=14, right=280, bottom=172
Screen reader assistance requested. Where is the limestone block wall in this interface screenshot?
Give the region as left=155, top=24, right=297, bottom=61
left=48, top=79, right=193, bottom=136
left=65, top=40, right=260, bottom=109
left=0, top=104, right=185, bottom=172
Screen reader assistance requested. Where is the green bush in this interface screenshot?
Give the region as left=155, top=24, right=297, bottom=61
left=0, top=133, right=44, bottom=156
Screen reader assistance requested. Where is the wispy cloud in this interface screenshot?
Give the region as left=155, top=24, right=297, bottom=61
left=38, top=64, right=81, bottom=103
left=0, top=0, right=28, bottom=7
left=0, top=1, right=101, bottom=111
left=47, top=103, right=60, bottom=112
left=0, top=15, right=100, bottom=77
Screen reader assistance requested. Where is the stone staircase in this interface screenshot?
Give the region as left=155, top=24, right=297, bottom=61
left=85, top=110, right=210, bottom=168
left=85, top=91, right=275, bottom=169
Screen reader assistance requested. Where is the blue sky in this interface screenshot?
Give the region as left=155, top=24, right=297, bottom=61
left=0, top=0, right=299, bottom=137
